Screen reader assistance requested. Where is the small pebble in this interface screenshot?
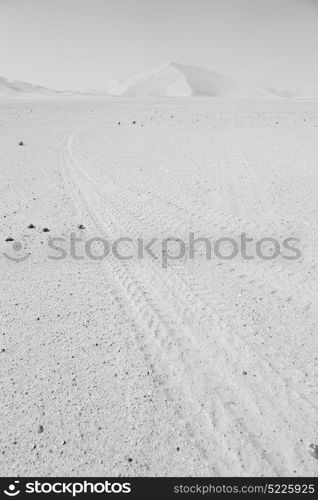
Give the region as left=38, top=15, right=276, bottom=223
left=309, top=443, right=318, bottom=459
left=42, top=228, right=50, bottom=232
left=6, top=237, right=14, bottom=242
left=37, top=425, right=44, bottom=434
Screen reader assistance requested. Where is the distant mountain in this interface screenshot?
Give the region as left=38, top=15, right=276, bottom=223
left=0, top=76, right=77, bottom=98
left=2, top=65, right=318, bottom=99
left=264, top=87, right=298, bottom=98
left=294, top=84, right=318, bottom=98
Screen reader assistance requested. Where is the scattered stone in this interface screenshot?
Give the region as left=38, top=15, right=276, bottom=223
left=28, top=224, right=35, bottom=229
left=242, top=371, right=248, bottom=375
left=132, top=121, right=136, bottom=124
left=309, top=443, right=318, bottom=459
left=78, top=224, right=85, bottom=230
left=127, top=457, right=133, bottom=463
left=37, top=425, right=44, bottom=434
left=118, top=122, right=121, bottom=125
left=1, top=349, right=5, bottom=353
left=42, top=228, right=50, bottom=232
left=18, top=141, right=24, bottom=146
left=5, top=237, right=14, bottom=242
left=176, top=447, right=180, bottom=451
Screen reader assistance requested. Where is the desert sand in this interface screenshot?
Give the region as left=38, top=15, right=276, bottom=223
left=0, top=98, right=317, bottom=476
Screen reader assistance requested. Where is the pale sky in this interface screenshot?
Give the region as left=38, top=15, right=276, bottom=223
left=0, top=0, right=317, bottom=90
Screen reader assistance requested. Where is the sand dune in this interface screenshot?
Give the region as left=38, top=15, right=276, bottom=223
left=89, top=63, right=317, bottom=98
left=121, top=63, right=275, bottom=97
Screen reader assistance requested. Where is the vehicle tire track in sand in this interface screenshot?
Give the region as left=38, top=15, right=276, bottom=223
left=73, top=121, right=309, bottom=297
left=60, top=130, right=234, bottom=475
left=71, top=123, right=316, bottom=393
left=60, top=123, right=317, bottom=476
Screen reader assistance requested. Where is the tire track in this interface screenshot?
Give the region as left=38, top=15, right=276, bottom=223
left=60, top=122, right=317, bottom=475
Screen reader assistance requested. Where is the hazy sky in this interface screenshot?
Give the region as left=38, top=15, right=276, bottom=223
left=0, top=0, right=317, bottom=90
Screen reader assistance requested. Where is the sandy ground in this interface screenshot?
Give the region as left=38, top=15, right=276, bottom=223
left=0, top=98, right=318, bottom=476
